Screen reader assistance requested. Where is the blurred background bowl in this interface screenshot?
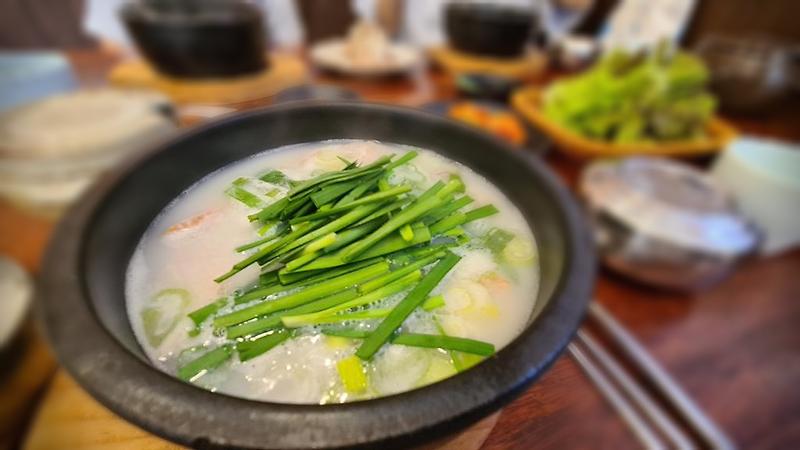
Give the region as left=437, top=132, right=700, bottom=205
left=581, top=157, right=760, bottom=291
left=710, top=137, right=800, bottom=256
left=694, top=36, right=800, bottom=115
left=445, top=3, right=536, bottom=59
left=120, top=0, right=268, bottom=79
left=0, top=88, right=176, bottom=219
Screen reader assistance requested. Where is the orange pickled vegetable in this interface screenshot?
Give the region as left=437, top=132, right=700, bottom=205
left=449, top=102, right=490, bottom=127
left=448, top=103, right=526, bottom=146
left=487, top=113, right=527, bottom=145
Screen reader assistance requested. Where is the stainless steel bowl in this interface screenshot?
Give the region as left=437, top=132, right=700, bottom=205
left=580, top=157, right=760, bottom=291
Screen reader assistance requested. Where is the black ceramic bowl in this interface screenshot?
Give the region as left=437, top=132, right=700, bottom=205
left=38, top=103, right=594, bottom=450
left=445, top=3, right=536, bottom=59
left=121, top=0, right=268, bottom=79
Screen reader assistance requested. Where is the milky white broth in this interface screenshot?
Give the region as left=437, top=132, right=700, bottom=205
left=126, top=140, right=539, bottom=404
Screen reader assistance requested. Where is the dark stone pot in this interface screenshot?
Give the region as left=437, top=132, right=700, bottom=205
left=37, top=103, right=595, bottom=449
left=121, top=0, right=268, bottom=79
left=445, top=3, right=537, bottom=59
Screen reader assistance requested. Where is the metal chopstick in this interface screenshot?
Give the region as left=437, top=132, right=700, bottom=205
left=568, top=343, right=667, bottom=450
left=588, top=302, right=737, bottom=450
left=576, top=330, right=696, bottom=450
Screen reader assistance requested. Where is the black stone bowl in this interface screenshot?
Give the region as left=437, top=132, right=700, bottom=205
left=37, top=103, right=594, bottom=450
left=121, top=0, right=268, bottom=79
left=445, top=3, right=537, bottom=59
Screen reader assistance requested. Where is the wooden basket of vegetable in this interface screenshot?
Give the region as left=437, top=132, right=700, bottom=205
left=512, top=48, right=738, bottom=159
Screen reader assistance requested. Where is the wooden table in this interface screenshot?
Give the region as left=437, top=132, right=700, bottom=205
left=4, top=49, right=800, bottom=450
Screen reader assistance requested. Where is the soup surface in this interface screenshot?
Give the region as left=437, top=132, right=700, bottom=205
left=127, top=141, right=538, bottom=404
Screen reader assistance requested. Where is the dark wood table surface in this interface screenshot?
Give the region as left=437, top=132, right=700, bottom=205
left=3, top=49, right=800, bottom=450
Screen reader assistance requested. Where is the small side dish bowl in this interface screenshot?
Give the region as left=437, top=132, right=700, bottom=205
left=581, top=157, right=760, bottom=291
left=710, top=137, right=800, bottom=256
left=512, top=87, right=738, bottom=159
left=37, top=103, right=594, bottom=449
left=445, top=3, right=536, bottom=59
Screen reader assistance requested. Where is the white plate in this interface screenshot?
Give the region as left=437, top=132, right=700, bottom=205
left=310, top=40, right=423, bottom=77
